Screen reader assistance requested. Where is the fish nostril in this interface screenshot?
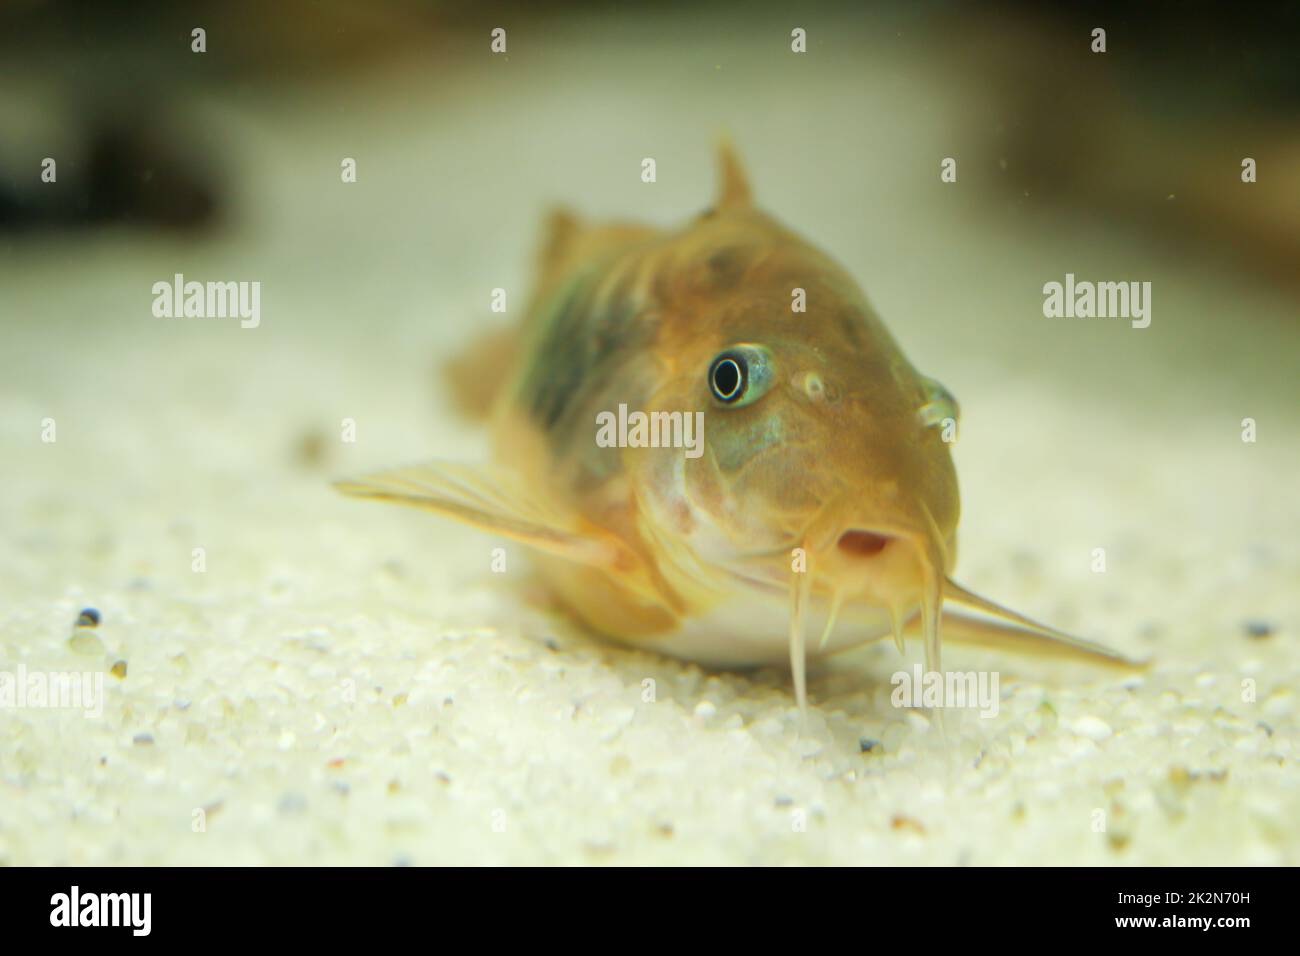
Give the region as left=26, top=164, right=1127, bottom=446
left=837, top=529, right=892, bottom=557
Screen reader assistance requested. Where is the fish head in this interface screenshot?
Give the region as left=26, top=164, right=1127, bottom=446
left=648, top=296, right=961, bottom=615
left=631, top=145, right=961, bottom=640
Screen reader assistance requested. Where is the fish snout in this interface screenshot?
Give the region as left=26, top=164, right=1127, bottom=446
left=817, top=516, right=943, bottom=611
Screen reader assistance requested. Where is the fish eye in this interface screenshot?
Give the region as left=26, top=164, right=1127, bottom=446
left=710, top=355, right=744, bottom=401
left=708, top=344, right=774, bottom=408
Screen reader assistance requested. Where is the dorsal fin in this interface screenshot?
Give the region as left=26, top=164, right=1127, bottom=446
left=537, top=206, right=583, bottom=280
left=715, top=137, right=753, bottom=209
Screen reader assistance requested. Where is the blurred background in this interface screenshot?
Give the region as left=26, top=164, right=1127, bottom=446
left=0, top=1, right=1296, bottom=865
left=4, top=1, right=1298, bottom=273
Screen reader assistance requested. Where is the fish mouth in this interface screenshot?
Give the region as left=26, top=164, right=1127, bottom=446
left=835, top=528, right=894, bottom=558
left=725, top=522, right=927, bottom=595
left=825, top=523, right=939, bottom=642
left=777, top=504, right=1130, bottom=711
left=782, top=504, right=950, bottom=713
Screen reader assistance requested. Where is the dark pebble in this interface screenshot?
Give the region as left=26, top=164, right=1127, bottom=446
left=1243, top=620, right=1274, bottom=639
left=76, top=607, right=101, bottom=628
left=859, top=737, right=879, bottom=753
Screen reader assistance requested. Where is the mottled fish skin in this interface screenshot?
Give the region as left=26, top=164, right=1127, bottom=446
left=514, top=256, right=658, bottom=468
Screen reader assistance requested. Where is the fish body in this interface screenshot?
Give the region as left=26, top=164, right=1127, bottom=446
left=341, top=143, right=1136, bottom=702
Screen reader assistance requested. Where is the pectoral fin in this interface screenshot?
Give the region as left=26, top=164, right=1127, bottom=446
left=891, top=576, right=1146, bottom=669
left=335, top=462, right=673, bottom=606
left=940, top=577, right=1146, bottom=668
left=925, top=609, right=1146, bottom=669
